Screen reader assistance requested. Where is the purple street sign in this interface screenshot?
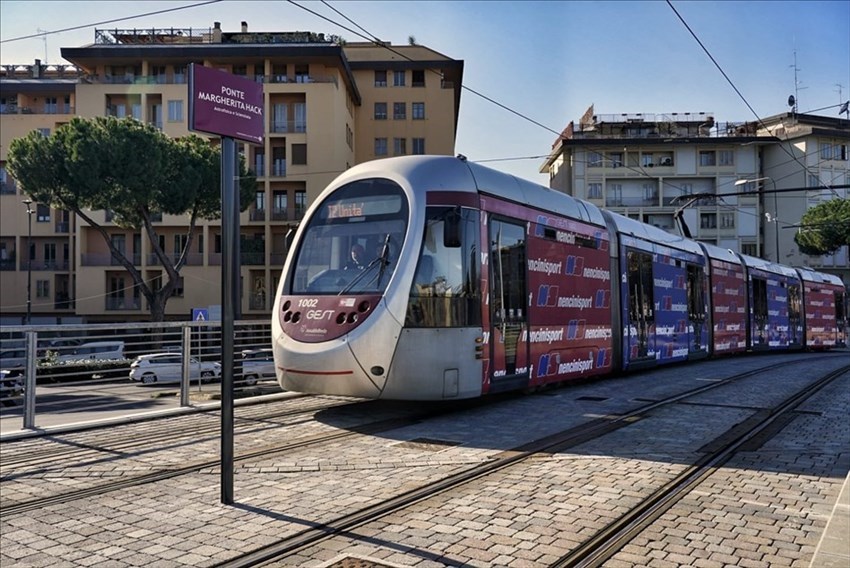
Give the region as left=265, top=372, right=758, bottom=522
left=189, top=64, right=264, bottom=144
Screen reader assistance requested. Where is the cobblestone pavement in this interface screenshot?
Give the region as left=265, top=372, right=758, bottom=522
left=0, top=352, right=847, bottom=567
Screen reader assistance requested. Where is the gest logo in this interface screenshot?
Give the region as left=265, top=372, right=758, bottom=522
left=306, top=309, right=335, bottom=320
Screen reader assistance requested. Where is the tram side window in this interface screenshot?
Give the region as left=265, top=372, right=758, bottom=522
left=687, top=264, right=706, bottom=322
left=752, top=278, right=768, bottom=321
left=627, top=251, right=654, bottom=323
left=836, top=292, right=847, bottom=325
left=405, top=207, right=481, bottom=327
left=788, top=284, right=801, bottom=320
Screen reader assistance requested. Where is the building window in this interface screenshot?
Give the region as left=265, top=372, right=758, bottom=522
left=37, top=128, right=50, bottom=137
left=718, top=150, right=734, bottom=166
left=375, top=138, right=388, bottom=156
left=255, top=191, right=265, bottom=211
left=295, top=190, right=306, bottom=219
left=720, top=212, right=735, bottom=228
left=641, top=153, right=653, bottom=167
left=699, top=150, right=716, bottom=166
left=588, top=151, right=603, bottom=167
left=291, top=144, right=307, bottom=165
left=741, top=243, right=758, bottom=257
left=412, top=102, right=425, bottom=120
left=609, top=152, right=623, bottom=167
left=700, top=213, right=717, bottom=229
left=393, top=102, right=406, bottom=120
left=374, top=102, right=387, bottom=120
left=171, top=277, right=184, bottom=297
left=393, top=70, right=405, bottom=86
left=393, top=137, right=406, bottom=156
left=167, top=100, right=183, bottom=122
left=374, top=70, right=387, bottom=87
left=273, top=191, right=288, bottom=219
left=412, top=70, right=425, bottom=87
left=587, top=183, right=602, bottom=199
left=607, top=184, right=622, bottom=206
left=174, top=65, right=187, bottom=83
left=37, top=280, right=50, bottom=298
left=37, top=204, right=50, bottom=222
left=412, top=138, right=425, bottom=155
left=820, top=142, right=833, bottom=160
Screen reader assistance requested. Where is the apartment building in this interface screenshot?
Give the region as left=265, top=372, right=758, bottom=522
left=0, top=23, right=463, bottom=324
left=542, top=106, right=849, bottom=286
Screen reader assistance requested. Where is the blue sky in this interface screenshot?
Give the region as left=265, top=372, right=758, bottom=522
left=2, top=0, right=848, bottom=183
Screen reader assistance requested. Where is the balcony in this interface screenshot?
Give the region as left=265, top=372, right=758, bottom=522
left=250, top=208, right=266, bottom=222
left=105, top=297, right=141, bottom=311
left=29, top=259, right=70, bottom=271
left=55, top=222, right=70, bottom=233
left=241, top=252, right=265, bottom=266
left=271, top=163, right=287, bottom=177
left=55, top=295, right=75, bottom=310
left=271, top=208, right=288, bottom=221
left=270, top=120, right=307, bottom=134
left=0, top=180, right=17, bottom=195
left=0, top=257, right=16, bottom=271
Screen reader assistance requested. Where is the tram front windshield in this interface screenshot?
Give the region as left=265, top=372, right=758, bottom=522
left=289, top=179, right=408, bottom=295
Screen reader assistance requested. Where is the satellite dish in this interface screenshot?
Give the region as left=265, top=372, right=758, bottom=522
left=788, top=95, right=796, bottom=108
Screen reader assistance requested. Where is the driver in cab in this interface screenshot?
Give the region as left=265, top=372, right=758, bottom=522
left=345, top=244, right=367, bottom=270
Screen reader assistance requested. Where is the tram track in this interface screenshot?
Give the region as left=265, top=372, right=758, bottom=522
left=0, top=394, right=347, bottom=470
left=548, top=363, right=850, bottom=568
left=210, top=357, right=849, bottom=567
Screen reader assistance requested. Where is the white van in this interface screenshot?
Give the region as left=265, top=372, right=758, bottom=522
left=58, top=341, right=126, bottom=363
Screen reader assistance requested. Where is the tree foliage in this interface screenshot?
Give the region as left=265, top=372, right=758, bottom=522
left=7, top=116, right=256, bottom=321
left=794, top=198, right=850, bottom=256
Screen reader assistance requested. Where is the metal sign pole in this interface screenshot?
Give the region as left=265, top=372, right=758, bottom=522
left=220, top=136, right=238, bottom=504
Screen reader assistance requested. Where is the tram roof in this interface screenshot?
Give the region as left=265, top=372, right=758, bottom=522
left=699, top=242, right=744, bottom=265
left=339, top=156, right=607, bottom=227
left=738, top=254, right=800, bottom=279
left=602, top=210, right=705, bottom=256
left=796, top=267, right=844, bottom=286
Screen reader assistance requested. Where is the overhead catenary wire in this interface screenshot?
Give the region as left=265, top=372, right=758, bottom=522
left=666, top=0, right=841, bottom=198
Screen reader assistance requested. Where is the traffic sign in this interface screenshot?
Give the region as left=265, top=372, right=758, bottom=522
left=192, top=308, right=209, bottom=322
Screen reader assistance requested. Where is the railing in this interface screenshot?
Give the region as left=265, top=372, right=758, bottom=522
left=249, top=208, right=266, bottom=222
left=0, top=320, right=278, bottom=434
left=0, top=258, right=16, bottom=271
left=55, top=222, right=70, bottom=233
left=241, top=252, right=265, bottom=265
left=0, top=180, right=16, bottom=194
left=54, top=297, right=75, bottom=310
left=271, top=208, right=288, bottom=221
left=105, top=297, right=141, bottom=310
left=270, top=120, right=307, bottom=134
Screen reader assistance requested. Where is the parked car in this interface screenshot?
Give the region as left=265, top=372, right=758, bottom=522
left=240, top=348, right=276, bottom=386
left=0, top=348, right=26, bottom=370
left=0, top=369, right=23, bottom=406
left=129, top=353, right=221, bottom=385
left=58, top=341, right=126, bottom=363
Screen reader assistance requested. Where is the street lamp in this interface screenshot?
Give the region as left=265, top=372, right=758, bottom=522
left=22, top=199, right=33, bottom=324
left=735, top=177, right=779, bottom=262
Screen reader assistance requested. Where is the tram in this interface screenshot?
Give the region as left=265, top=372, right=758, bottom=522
left=271, top=155, right=847, bottom=400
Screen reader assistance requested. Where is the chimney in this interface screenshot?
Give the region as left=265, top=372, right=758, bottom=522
left=212, top=21, right=222, bottom=43
left=241, top=21, right=248, bottom=32
left=33, top=59, right=41, bottom=78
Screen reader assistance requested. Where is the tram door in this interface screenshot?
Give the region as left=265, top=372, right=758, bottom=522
left=686, top=264, right=707, bottom=355
left=626, top=250, right=655, bottom=361
left=788, top=283, right=802, bottom=346
left=489, top=219, right=529, bottom=391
